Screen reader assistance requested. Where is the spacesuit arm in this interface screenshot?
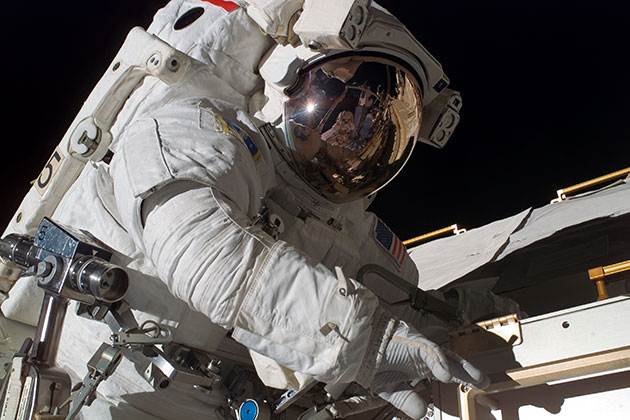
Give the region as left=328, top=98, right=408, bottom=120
left=108, top=100, right=391, bottom=385
left=142, top=184, right=393, bottom=384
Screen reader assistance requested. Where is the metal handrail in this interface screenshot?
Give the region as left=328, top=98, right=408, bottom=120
left=403, top=224, right=466, bottom=247
left=588, top=260, right=630, bottom=301
left=551, top=167, right=630, bottom=203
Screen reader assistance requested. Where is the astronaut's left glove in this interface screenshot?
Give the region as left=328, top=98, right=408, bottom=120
left=357, top=317, right=489, bottom=420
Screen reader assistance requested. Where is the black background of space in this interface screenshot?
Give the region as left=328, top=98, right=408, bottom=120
left=2, top=1, right=629, bottom=241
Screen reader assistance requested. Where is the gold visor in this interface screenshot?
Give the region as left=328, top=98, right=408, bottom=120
left=283, top=55, right=423, bottom=203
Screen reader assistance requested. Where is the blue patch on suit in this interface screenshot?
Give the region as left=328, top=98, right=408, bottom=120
left=218, top=116, right=261, bottom=161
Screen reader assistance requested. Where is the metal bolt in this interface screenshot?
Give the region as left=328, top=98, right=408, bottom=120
left=208, top=359, right=222, bottom=374
left=193, top=384, right=212, bottom=394
left=37, top=257, right=59, bottom=286
left=36, top=261, right=53, bottom=278
left=168, top=59, right=179, bottom=72
left=307, top=40, right=320, bottom=50
left=90, top=305, right=102, bottom=317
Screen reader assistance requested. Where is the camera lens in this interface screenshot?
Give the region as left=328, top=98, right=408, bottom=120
left=70, top=256, right=129, bottom=302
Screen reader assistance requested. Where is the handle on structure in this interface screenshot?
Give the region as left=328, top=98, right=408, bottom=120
left=403, top=224, right=466, bottom=247
left=551, top=167, right=630, bottom=203
left=588, top=260, right=630, bottom=301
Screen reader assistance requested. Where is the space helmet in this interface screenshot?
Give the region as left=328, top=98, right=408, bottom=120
left=256, top=1, right=462, bottom=203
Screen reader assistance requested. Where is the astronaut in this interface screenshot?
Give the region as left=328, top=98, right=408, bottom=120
left=9, top=0, right=493, bottom=419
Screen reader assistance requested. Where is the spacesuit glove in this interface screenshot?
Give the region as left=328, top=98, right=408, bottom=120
left=368, top=320, right=489, bottom=419
left=448, top=287, right=526, bottom=323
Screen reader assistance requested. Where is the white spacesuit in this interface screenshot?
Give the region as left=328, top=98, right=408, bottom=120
left=10, top=1, right=490, bottom=419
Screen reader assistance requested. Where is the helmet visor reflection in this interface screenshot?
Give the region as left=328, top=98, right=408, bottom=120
left=283, top=55, right=423, bottom=203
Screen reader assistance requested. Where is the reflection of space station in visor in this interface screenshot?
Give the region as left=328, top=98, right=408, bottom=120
left=284, top=56, right=422, bottom=203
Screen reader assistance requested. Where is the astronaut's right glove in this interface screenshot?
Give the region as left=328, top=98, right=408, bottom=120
left=362, top=319, right=489, bottom=420
left=448, top=287, right=526, bottom=324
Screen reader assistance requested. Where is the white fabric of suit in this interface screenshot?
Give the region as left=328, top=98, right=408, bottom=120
left=50, top=1, right=425, bottom=419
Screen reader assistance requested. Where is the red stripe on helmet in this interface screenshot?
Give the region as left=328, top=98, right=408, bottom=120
left=200, top=0, right=239, bottom=13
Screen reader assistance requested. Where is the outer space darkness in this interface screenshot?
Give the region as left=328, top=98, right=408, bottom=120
left=2, top=1, right=629, bottom=242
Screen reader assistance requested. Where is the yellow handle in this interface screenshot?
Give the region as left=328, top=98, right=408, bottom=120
left=554, top=167, right=630, bottom=203
left=588, top=260, right=630, bottom=301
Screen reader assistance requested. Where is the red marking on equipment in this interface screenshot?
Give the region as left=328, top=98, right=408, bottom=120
left=200, top=0, right=239, bottom=13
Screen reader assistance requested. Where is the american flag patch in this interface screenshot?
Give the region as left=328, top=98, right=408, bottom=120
left=375, top=218, right=406, bottom=265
